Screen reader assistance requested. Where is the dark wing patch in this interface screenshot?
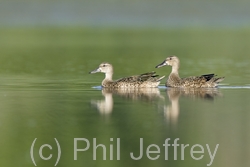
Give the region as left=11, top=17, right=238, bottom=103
left=201, top=74, right=215, bottom=81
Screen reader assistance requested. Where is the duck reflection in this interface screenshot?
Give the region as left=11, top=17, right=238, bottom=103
left=91, top=89, right=114, bottom=115
left=164, top=88, right=222, bottom=128
left=91, top=88, right=163, bottom=115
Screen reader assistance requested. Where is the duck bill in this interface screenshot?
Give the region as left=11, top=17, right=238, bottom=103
left=155, top=61, right=167, bottom=68
left=89, top=68, right=101, bottom=74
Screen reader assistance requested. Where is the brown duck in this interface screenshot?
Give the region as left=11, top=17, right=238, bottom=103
left=155, top=56, right=224, bottom=88
left=90, top=62, right=165, bottom=88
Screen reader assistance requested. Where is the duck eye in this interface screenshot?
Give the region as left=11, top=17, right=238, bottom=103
left=169, top=57, right=172, bottom=60
left=103, top=64, right=106, bottom=67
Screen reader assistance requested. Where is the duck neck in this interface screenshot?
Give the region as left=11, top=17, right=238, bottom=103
left=171, top=63, right=180, bottom=77
left=105, top=72, right=113, bottom=81
left=102, top=72, right=113, bottom=87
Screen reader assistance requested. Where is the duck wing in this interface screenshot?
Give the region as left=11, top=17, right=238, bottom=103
left=181, top=74, right=224, bottom=87
left=116, top=72, right=164, bottom=83
left=201, top=74, right=215, bottom=81
left=181, top=76, right=207, bottom=87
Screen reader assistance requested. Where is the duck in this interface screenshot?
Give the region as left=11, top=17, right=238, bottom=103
left=155, top=56, right=224, bottom=88
left=90, top=62, right=165, bottom=88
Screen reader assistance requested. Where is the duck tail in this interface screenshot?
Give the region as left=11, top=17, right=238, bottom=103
left=214, top=77, right=225, bottom=83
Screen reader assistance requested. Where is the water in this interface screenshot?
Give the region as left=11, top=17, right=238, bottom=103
left=0, top=28, right=250, bottom=167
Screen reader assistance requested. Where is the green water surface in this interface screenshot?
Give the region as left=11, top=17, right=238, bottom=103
left=0, top=28, right=250, bottom=167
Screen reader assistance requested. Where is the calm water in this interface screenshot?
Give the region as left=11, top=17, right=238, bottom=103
left=0, top=28, right=250, bottom=167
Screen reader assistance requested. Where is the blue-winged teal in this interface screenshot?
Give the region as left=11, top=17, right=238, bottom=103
left=90, top=62, right=165, bottom=88
left=155, top=56, right=224, bottom=88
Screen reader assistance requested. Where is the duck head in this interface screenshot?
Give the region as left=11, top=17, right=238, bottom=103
left=155, top=56, right=180, bottom=68
left=90, top=62, right=113, bottom=74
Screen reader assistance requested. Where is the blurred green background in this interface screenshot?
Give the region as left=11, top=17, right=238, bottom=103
left=1, top=0, right=250, bottom=84
left=0, top=0, right=250, bottom=167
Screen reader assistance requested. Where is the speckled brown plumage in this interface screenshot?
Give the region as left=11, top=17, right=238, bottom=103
left=156, top=56, right=224, bottom=88
left=90, top=62, right=165, bottom=88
